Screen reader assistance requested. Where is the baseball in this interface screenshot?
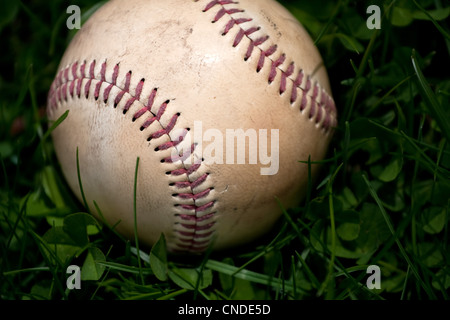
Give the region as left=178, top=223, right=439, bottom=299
left=47, top=0, right=337, bottom=253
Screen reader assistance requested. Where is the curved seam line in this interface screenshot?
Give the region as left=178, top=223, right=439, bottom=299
left=48, top=59, right=217, bottom=253
left=200, top=0, right=338, bottom=130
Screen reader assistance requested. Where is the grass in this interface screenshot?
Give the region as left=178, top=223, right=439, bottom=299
left=1, top=0, right=449, bottom=301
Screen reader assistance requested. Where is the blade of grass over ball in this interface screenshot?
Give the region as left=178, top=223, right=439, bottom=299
left=305, top=156, right=313, bottom=210
left=40, top=110, right=69, bottom=147
left=133, top=157, right=145, bottom=285
left=76, top=147, right=90, bottom=214
left=93, top=200, right=127, bottom=242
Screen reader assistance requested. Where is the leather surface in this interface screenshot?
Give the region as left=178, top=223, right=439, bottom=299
left=47, top=0, right=337, bottom=252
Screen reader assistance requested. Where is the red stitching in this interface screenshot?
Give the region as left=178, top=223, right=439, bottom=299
left=201, top=0, right=337, bottom=130
left=178, top=201, right=215, bottom=213
left=179, top=212, right=215, bottom=223
left=48, top=0, right=337, bottom=252
left=147, top=113, right=179, bottom=141
left=203, top=0, right=236, bottom=12
left=134, top=88, right=158, bottom=123
left=174, top=189, right=211, bottom=201
left=157, top=131, right=186, bottom=151
left=170, top=164, right=202, bottom=176
left=214, top=7, right=243, bottom=22
left=173, top=174, right=209, bottom=190
left=48, top=60, right=216, bottom=253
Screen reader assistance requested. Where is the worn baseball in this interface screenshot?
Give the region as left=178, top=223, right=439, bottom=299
left=47, top=0, right=337, bottom=253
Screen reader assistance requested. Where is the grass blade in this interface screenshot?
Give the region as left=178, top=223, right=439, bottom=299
left=40, top=110, right=69, bottom=145
left=412, top=0, right=450, bottom=40
left=206, top=259, right=301, bottom=294
left=295, top=251, right=320, bottom=289
left=362, top=174, right=437, bottom=299
left=317, top=163, right=342, bottom=297
left=76, top=147, right=90, bottom=214
left=412, top=49, right=450, bottom=141
left=133, top=157, right=145, bottom=285
left=3, top=267, right=51, bottom=276
left=96, top=261, right=153, bottom=275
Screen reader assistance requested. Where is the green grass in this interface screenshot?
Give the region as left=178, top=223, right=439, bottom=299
left=1, top=0, right=449, bottom=300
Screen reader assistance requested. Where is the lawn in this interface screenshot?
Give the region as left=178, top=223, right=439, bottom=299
left=1, top=0, right=449, bottom=301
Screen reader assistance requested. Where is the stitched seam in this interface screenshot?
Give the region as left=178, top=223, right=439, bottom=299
left=48, top=60, right=216, bottom=253
left=200, top=0, right=337, bottom=130
left=48, top=1, right=337, bottom=253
